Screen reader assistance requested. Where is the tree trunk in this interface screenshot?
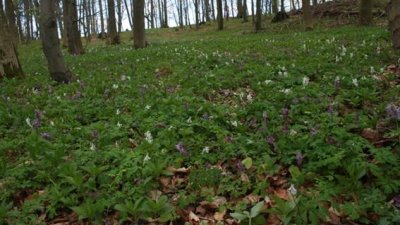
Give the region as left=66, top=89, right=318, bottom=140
left=0, top=8, right=23, bottom=79
left=211, top=0, right=216, bottom=20
left=117, top=0, right=122, bottom=32
left=107, top=0, right=120, bottom=44
left=243, top=0, right=248, bottom=21
left=133, top=0, right=145, bottom=48
left=237, top=0, right=243, bottom=18
left=359, top=0, right=372, bottom=26
left=312, top=0, right=316, bottom=6
left=99, top=0, right=105, bottom=37
left=195, top=0, right=199, bottom=28
left=179, top=0, right=184, bottom=27
left=255, top=0, right=262, bottom=31
left=251, top=0, right=254, bottom=22
left=388, top=0, right=400, bottom=49
left=39, top=0, right=72, bottom=83
left=23, top=0, right=31, bottom=42
left=63, top=0, right=84, bottom=55
left=280, top=0, right=284, bottom=12
left=272, top=0, right=278, bottom=14
left=163, top=0, right=168, bottom=27
left=4, top=0, right=19, bottom=44
left=205, top=0, right=211, bottom=21
left=302, top=0, right=312, bottom=30
left=150, top=0, right=155, bottom=28
left=216, top=0, right=223, bottom=30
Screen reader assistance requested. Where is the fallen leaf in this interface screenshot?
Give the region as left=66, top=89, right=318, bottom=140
left=189, top=211, right=200, bottom=222
left=149, top=190, right=162, bottom=201
left=213, top=209, right=226, bottom=221
left=361, top=128, right=380, bottom=142
left=274, top=188, right=290, bottom=200
left=266, top=214, right=281, bottom=225
left=240, top=173, right=250, bottom=182
left=244, top=194, right=260, bottom=204
left=195, top=205, right=207, bottom=216
left=167, top=166, right=190, bottom=174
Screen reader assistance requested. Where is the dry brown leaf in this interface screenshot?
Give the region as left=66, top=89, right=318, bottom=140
left=159, top=177, right=171, bottom=187
left=361, top=128, right=380, bottom=143
left=213, top=209, right=226, bottom=221
left=244, top=194, right=260, bottom=204
left=212, top=196, right=227, bottom=207
left=167, top=166, right=190, bottom=174
left=195, top=205, right=207, bottom=216
left=240, top=173, right=250, bottom=182
left=274, top=188, right=290, bottom=200
left=149, top=190, right=162, bottom=200
left=189, top=211, right=200, bottom=222
left=266, top=214, right=281, bottom=225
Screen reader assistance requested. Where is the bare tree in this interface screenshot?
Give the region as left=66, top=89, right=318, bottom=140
left=194, top=0, right=199, bottom=28
left=255, top=0, right=262, bottom=31
left=4, top=0, right=19, bottom=44
left=302, top=0, right=312, bottom=30
left=359, top=0, right=372, bottom=26
left=134, top=0, right=146, bottom=48
left=107, top=0, right=120, bottom=44
left=40, top=0, right=73, bottom=83
left=63, top=0, right=84, bottom=55
left=163, top=0, right=168, bottom=27
left=117, top=0, right=122, bottom=32
left=0, top=4, right=23, bottom=79
left=99, top=0, right=105, bottom=37
left=216, top=0, right=223, bottom=30
left=388, top=0, right=400, bottom=49
left=272, top=0, right=277, bottom=14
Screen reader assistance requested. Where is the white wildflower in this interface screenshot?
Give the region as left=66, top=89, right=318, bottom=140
left=26, top=118, right=33, bottom=128
left=352, top=78, right=359, bottom=87
left=288, top=184, right=297, bottom=196
left=302, top=76, right=310, bottom=87
left=202, top=146, right=210, bottom=154
left=186, top=117, right=192, bottom=123
left=90, top=142, right=96, bottom=151
left=246, top=94, right=253, bottom=102
left=116, top=109, right=120, bottom=115
left=290, top=129, right=297, bottom=136
left=50, top=121, right=55, bottom=126
left=144, top=153, right=151, bottom=163
left=117, top=121, right=122, bottom=128
left=112, top=84, right=119, bottom=89
left=264, top=80, right=272, bottom=85
left=145, top=131, right=153, bottom=144
left=145, top=105, right=151, bottom=110
left=370, top=66, right=375, bottom=74
left=231, top=121, right=238, bottom=127
left=280, top=89, right=291, bottom=94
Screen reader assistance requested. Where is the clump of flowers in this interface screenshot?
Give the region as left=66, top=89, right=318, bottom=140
left=175, top=142, right=188, bottom=156
left=386, top=104, right=400, bottom=121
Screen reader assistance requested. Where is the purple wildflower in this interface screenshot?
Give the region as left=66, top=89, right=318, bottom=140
left=386, top=104, right=400, bottom=121
left=327, top=105, right=334, bottom=114
left=281, top=107, right=289, bottom=119
left=40, top=132, right=52, bottom=140
left=393, top=196, right=400, bottom=208
left=282, top=123, right=289, bottom=134
left=224, top=135, right=234, bottom=143
left=267, top=136, right=276, bottom=145
left=236, top=161, right=245, bottom=172
left=32, top=110, right=42, bottom=130
left=175, top=142, right=188, bottom=156
left=202, top=113, right=210, bottom=120
left=296, top=152, right=303, bottom=167
left=91, top=130, right=99, bottom=140
left=103, top=89, right=110, bottom=98
left=310, top=127, right=318, bottom=136
left=334, top=77, right=340, bottom=89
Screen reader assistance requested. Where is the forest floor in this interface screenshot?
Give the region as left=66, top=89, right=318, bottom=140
left=1, top=16, right=400, bottom=225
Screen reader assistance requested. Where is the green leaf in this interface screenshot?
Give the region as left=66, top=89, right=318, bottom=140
left=250, top=202, right=264, bottom=218
left=230, top=212, right=248, bottom=221
left=242, top=157, right=253, bottom=170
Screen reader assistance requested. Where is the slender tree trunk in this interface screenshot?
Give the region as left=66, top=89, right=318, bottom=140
left=117, top=0, right=122, bottom=32
left=4, top=0, right=19, bottom=44
left=16, top=5, right=23, bottom=42
left=302, top=0, right=312, bottom=30
left=179, top=0, right=183, bottom=27
left=312, top=0, right=316, bottom=6
left=123, top=0, right=133, bottom=30
left=216, top=0, right=223, bottom=30
left=39, top=0, right=72, bottom=83
left=163, top=0, right=168, bottom=27
left=107, top=0, right=120, bottom=44
left=99, top=0, right=105, bottom=37
left=243, top=0, right=248, bottom=22
left=0, top=7, right=23, bottom=78
left=158, top=0, right=163, bottom=27
left=255, top=0, right=261, bottom=31
left=291, top=0, right=296, bottom=10
left=359, top=0, right=372, bottom=26
left=272, top=0, right=277, bottom=14
left=237, top=0, right=243, bottom=18
left=388, top=0, right=400, bottom=49
left=251, top=0, right=255, bottom=22
left=150, top=0, right=155, bottom=28
left=23, top=0, right=31, bottom=42
left=280, top=0, right=284, bottom=12
left=133, top=0, right=145, bottom=48
left=205, top=0, right=211, bottom=21
left=230, top=0, right=234, bottom=18
left=195, top=0, right=199, bottom=28
left=63, top=0, right=84, bottom=55
left=211, top=0, right=215, bottom=20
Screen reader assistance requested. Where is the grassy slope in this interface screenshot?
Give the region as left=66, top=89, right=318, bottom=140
left=1, top=18, right=399, bottom=224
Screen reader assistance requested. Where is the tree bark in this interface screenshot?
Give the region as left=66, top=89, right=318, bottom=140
left=4, top=0, right=19, bottom=44
left=150, top=0, right=155, bottom=28
left=179, top=0, right=184, bottom=27
left=0, top=7, right=23, bottom=79
left=63, top=0, right=84, bottom=55
left=388, top=0, right=400, bottom=49
left=107, top=0, right=120, bottom=44
left=255, top=0, right=262, bottom=31
left=205, top=0, right=211, bottom=21
left=133, top=0, right=145, bottom=48
left=271, top=0, right=278, bottom=14
left=99, top=0, right=105, bottom=37
left=359, top=0, right=372, bottom=26
left=163, top=0, right=168, bottom=27
left=216, top=0, right=223, bottom=30
left=23, top=0, right=31, bottom=42
left=39, top=0, right=72, bottom=83
left=195, top=0, right=199, bottom=28
left=117, top=0, right=122, bottom=32
left=302, top=0, right=312, bottom=30
left=237, top=0, right=243, bottom=18
left=243, top=0, right=248, bottom=21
